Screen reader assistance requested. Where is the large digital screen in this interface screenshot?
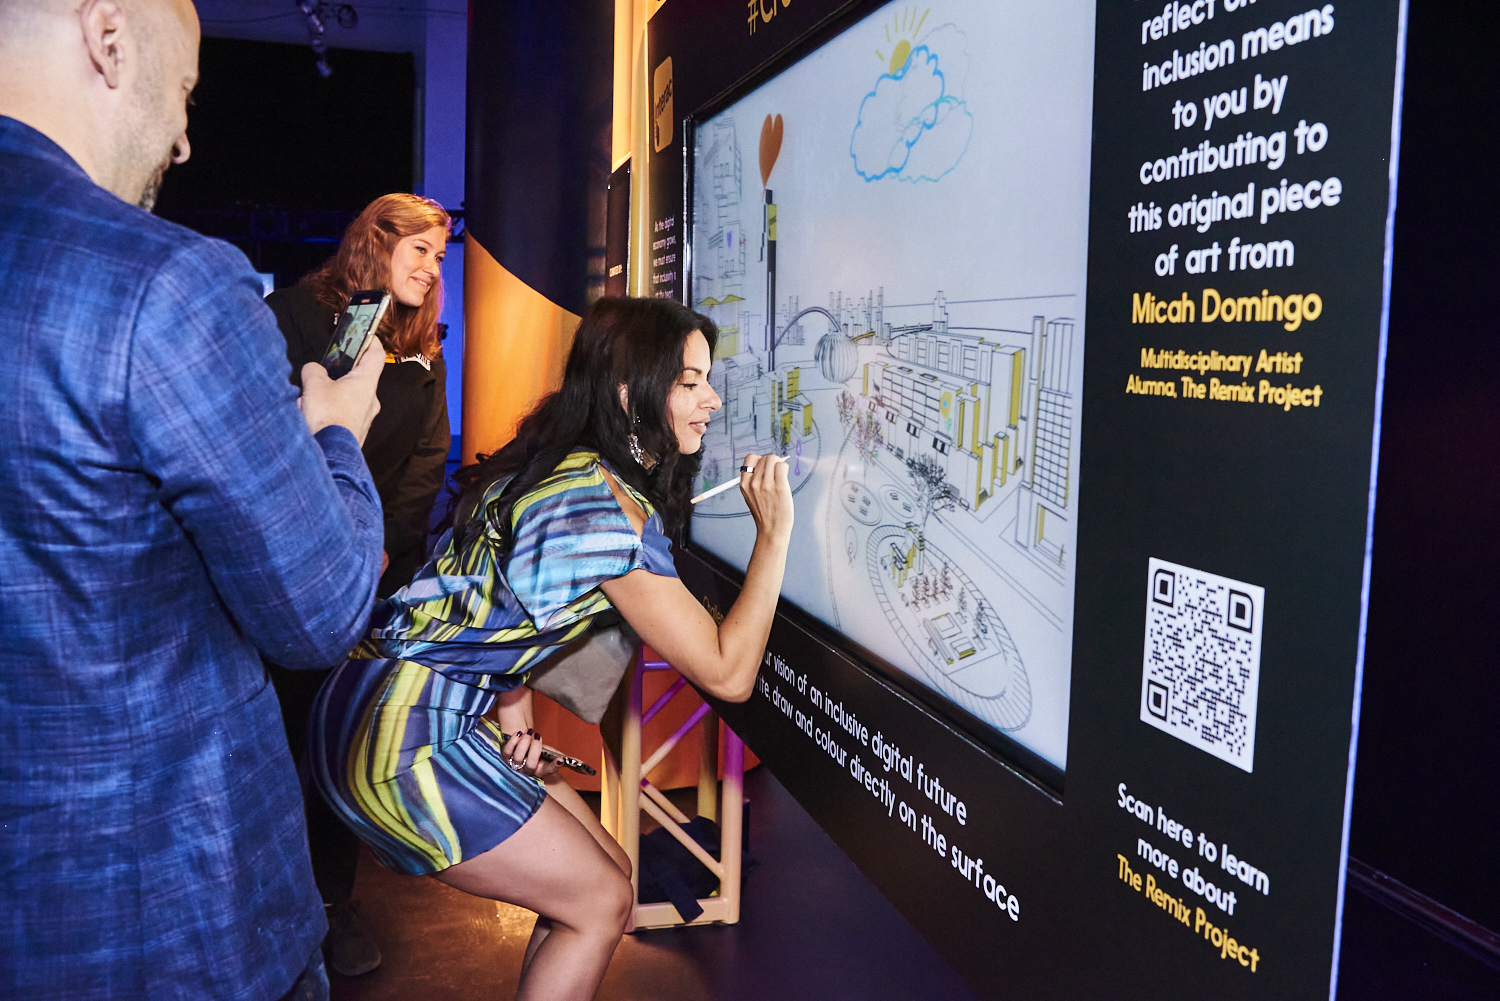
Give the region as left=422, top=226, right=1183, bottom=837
left=689, top=0, right=1095, bottom=770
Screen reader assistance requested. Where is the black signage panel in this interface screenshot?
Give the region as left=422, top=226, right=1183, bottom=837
left=1069, top=1, right=1404, bottom=995
left=653, top=1, right=1407, bottom=996
left=682, top=551, right=1071, bottom=998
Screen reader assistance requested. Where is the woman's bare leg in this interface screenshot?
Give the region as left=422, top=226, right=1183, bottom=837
left=520, top=917, right=553, bottom=978
left=542, top=775, right=631, bottom=877
left=514, top=777, right=632, bottom=974
left=434, top=797, right=632, bottom=1001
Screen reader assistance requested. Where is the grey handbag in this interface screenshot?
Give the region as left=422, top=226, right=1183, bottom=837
left=526, top=617, right=640, bottom=723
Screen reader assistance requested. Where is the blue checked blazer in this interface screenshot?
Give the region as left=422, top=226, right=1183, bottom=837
left=0, top=117, right=384, bottom=1000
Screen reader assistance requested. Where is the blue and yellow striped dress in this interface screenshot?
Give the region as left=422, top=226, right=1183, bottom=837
left=308, top=451, right=678, bottom=874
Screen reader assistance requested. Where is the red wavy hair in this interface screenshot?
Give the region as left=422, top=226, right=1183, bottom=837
left=304, top=193, right=452, bottom=359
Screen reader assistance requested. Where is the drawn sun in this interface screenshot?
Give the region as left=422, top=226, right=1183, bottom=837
left=875, top=5, right=931, bottom=75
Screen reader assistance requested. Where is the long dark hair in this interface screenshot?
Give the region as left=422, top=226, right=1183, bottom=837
left=452, top=296, right=718, bottom=552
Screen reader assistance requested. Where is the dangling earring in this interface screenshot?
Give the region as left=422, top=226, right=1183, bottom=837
left=627, top=413, right=655, bottom=469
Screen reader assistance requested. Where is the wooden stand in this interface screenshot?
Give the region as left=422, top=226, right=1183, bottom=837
left=600, top=648, right=744, bottom=930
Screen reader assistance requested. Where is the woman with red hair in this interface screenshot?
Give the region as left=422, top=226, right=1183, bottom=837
left=269, top=193, right=452, bottom=596
left=265, top=192, right=452, bottom=976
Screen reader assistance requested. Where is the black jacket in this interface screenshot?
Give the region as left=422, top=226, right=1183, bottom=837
left=266, top=284, right=450, bottom=597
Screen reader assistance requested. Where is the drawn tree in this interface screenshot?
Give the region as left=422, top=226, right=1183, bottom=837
left=905, top=453, right=957, bottom=532
left=858, top=409, right=885, bottom=465
left=836, top=390, right=856, bottom=431
left=837, top=391, right=885, bottom=468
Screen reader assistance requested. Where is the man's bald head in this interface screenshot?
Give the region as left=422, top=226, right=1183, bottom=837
left=0, top=0, right=197, bottom=55
left=0, top=0, right=200, bottom=208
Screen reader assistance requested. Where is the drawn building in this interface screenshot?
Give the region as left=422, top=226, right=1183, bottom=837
left=1018, top=317, right=1076, bottom=563
left=708, top=355, right=814, bottom=455
left=698, top=293, right=745, bottom=358
left=855, top=293, right=1078, bottom=563
left=828, top=288, right=892, bottom=343
left=692, top=117, right=747, bottom=360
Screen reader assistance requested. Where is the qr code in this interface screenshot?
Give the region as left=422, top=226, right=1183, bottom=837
left=1141, top=558, right=1264, bottom=772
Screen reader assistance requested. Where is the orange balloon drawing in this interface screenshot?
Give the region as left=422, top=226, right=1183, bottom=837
left=759, top=113, right=784, bottom=188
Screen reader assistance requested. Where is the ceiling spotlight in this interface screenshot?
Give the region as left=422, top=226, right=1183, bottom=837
left=295, top=0, right=334, bottom=77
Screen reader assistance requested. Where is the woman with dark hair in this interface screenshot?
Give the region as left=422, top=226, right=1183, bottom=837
left=308, top=296, right=793, bottom=999
left=268, top=192, right=452, bottom=597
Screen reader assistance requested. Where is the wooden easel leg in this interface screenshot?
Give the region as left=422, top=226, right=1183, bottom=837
left=720, top=726, right=745, bottom=925
left=601, top=742, right=620, bottom=840
left=697, top=710, right=720, bottom=824
left=621, top=659, right=643, bottom=931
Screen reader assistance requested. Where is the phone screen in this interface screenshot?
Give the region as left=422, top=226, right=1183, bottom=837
left=320, top=291, right=389, bottom=379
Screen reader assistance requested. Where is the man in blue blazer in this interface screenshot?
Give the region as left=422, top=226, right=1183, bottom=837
left=0, top=1, right=386, bottom=998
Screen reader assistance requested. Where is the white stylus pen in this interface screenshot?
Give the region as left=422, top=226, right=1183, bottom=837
left=692, top=458, right=781, bottom=504
left=690, top=477, right=742, bottom=505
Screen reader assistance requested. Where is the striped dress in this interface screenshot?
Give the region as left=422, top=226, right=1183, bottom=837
left=308, top=451, right=678, bottom=874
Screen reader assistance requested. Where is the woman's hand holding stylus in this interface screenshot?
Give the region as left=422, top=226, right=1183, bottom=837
left=738, top=452, right=795, bottom=544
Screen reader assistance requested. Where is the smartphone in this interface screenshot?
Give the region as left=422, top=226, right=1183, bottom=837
left=320, top=290, right=391, bottom=379
left=498, top=733, right=598, bottom=776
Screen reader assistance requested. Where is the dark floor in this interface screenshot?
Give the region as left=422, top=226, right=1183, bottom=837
left=328, top=767, right=1500, bottom=1000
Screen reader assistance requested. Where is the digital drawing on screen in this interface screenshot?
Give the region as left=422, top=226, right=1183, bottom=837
left=690, top=0, right=1094, bottom=768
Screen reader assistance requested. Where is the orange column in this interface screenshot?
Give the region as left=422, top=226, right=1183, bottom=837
left=460, top=234, right=580, bottom=464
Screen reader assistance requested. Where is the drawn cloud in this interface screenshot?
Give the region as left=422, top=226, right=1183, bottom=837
left=850, top=42, right=973, bottom=183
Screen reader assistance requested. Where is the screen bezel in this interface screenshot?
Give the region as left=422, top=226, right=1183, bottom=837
left=679, top=0, right=1070, bottom=797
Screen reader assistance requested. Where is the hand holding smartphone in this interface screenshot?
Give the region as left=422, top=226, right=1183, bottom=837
left=497, top=732, right=598, bottom=775
left=320, top=290, right=390, bottom=379
left=298, top=291, right=385, bottom=443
